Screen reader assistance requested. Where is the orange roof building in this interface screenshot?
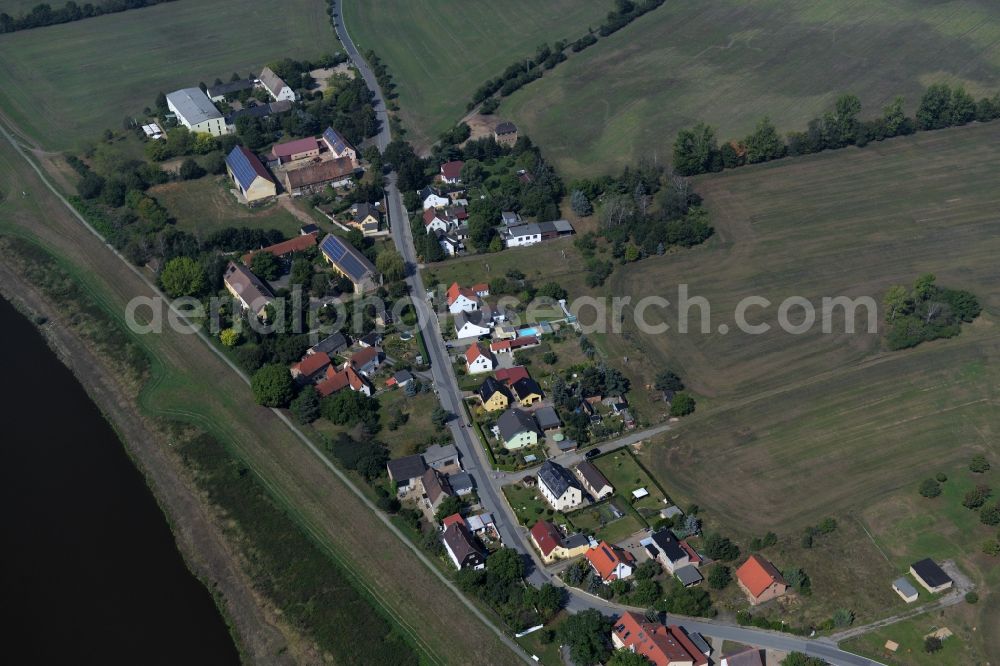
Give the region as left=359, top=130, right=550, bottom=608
left=242, top=231, right=318, bottom=265
left=585, top=541, right=635, bottom=582
left=446, top=282, right=480, bottom=313
left=611, top=611, right=707, bottom=666
left=736, top=554, right=788, bottom=605
left=291, top=351, right=331, bottom=379
left=442, top=513, right=465, bottom=530
left=495, top=366, right=530, bottom=385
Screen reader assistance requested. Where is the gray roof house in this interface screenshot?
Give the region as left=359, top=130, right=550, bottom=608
left=310, top=331, right=349, bottom=356
left=534, top=406, right=561, bottom=431
left=497, top=408, right=538, bottom=444
left=423, top=443, right=459, bottom=471
left=576, top=460, right=613, bottom=499
left=166, top=88, right=223, bottom=127
left=387, top=454, right=426, bottom=487
left=675, top=564, right=703, bottom=587
left=649, top=528, right=690, bottom=573
left=537, top=461, right=581, bottom=502
left=448, top=471, right=474, bottom=496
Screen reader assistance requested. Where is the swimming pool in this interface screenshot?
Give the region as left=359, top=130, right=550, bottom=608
left=517, top=327, right=539, bottom=337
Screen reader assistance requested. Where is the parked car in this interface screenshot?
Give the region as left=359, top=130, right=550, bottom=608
left=585, top=448, right=601, bottom=459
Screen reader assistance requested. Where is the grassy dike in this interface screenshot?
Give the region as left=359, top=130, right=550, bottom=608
left=0, top=126, right=523, bottom=664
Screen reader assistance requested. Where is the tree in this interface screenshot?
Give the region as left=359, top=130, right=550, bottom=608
left=744, top=116, right=785, bottom=163
left=669, top=392, right=696, bottom=417
left=707, top=565, right=732, bottom=590
left=251, top=364, right=295, bottom=407
left=608, top=651, right=653, bottom=666
left=290, top=386, right=320, bottom=424
left=557, top=609, right=612, bottom=665
left=882, top=96, right=909, bottom=136
left=431, top=406, right=450, bottom=429
left=703, top=534, right=740, bottom=561
left=919, top=478, right=942, bottom=498
left=434, top=495, right=465, bottom=522
left=487, top=547, right=525, bottom=586
left=78, top=171, right=105, bottom=199
left=160, top=257, right=206, bottom=298
left=179, top=157, right=205, bottom=180
left=672, top=123, right=721, bottom=176
left=924, top=636, right=943, bottom=654
left=832, top=608, right=854, bottom=628
left=219, top=328, right=241, bottom=347
left=916, top=84, right=954, bottom=130
left=965, top=591, right=979, bottom=604
left=654, top=370, right=684, bottom=392
left=781, top=653, right=826, bottom=666
left=250, top=251, right=281, bottom=281
left=783, top=567, right=811, bottom=594
left=571, top=189, right=593, bottom=216
left=883, top=285, right=911, bottom=323
left=376, top=248, right=406, bottom=282
left=970, top=454, right=991, bottom=473
left=951, top=86, right=977, bottom=125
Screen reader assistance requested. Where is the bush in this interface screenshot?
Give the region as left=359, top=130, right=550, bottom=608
left=980, top=501, right=1000, bottom=526
left=919, top=478, right=942, bottom=498
left=965, top=591, right=979, bottom=604
left=962, top=484, right=991, bottom=509
left=924, top=636, right=943, bottom=653
left=707, top=565, right=731, bottom=590
left=832, top=608, right=854, bottom=628
left=970, top=454, right=991, bottom=473
left=179, top=158, right=205, bottom=180
left=219, top=328, right=240, bottom=347
left=251, top=364, right=295, bottom=407
left=935, top=472, right=948, bottom=483
left=160, top=256, right=206, bottom=298
left=669, top=392, right=696, bottom=417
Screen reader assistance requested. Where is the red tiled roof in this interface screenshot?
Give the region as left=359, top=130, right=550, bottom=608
left=680, top=540, right=702, bottom=564
left=423, top=208, right=442, bottom=226
left=292, top=351, right=331, bottom=377
left=736, top=554, right=786, bottom=598
left=350, top=346, right=380, bottom=368
left=242, top=232, right=317, bottom=264
left=465, top=343, right=489, bottom=364
left=316, top=366, right=349, bottom=396
left=585, top=541, right=634, bottom=581
left=345, top=365, right=368, bottom=391
left=612, top=612, right=703, bottom=666
left=472, top=283, right=489, bottom=294
left=530, top=521, right=562, bottom=557
left=509, top=335, right=539, bottom=349
left=446, top=282, right=477, bottom=305
left=271, top=136, right=319, bottom=159
left=490, top=340, right=511, bottom=352
left=495, top=366, right=529, bottom=385
left=441, top=160, right=464, bottom=180
left=442, top=513, right=465, bottom=529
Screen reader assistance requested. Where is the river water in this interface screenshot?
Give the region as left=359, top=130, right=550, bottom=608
left=0, top=295, right=240, bottom=664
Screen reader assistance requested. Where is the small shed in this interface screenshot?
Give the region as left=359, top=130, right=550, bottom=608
left=675, top=565, right=703, bottom=587
left=892, top=577, right=918, bottom=603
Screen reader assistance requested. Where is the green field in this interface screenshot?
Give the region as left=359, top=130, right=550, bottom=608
left=149, top=177, right=303, bottom=236
left=500, top=0, right=1000, bottom=177
left=0, top=0, right=335, bottom=149
left=341, top=0, right=608, bottom=148
left=596, top=123, right=1000, bottom=538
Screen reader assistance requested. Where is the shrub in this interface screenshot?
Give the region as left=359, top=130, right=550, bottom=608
left=924, top=636, right=943, bottom=653
left=962, top=484, right=991, bottom=509
left=219, top=328, right=240, bottom=347
left=919, top=478, right=942, bottom=498
left=707, top=565, right=731, bottom=590
left=935, top=472, right=948, bottom=483
left=970, top=454, right=991, bottom=473
left=980, top=501, right=1000, bottom=526
left=965, top=591, right=979, bottom=604
left=669, top=392, right=696, bottom=417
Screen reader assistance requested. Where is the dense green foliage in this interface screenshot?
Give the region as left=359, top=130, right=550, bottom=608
left=159, top=256, right=206, bottom=298
left=556, top=609, right=612, bottom=665
left=884, top=274, right=980, bottom=350
left=0, top=0, right=177, bottom=33
left=251, top=364, right=295, bottom=407
left=456, top=548, right=565, bottom=631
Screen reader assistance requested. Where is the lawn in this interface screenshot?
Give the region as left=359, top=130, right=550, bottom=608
left=340, top=0, right=609, bottom=148
left=378, top=390, right=441, bottom=458
left=502, top=483, right=564, bottom=527
left=565, top=498, right=645, bottom=545
left=593, top=449, right=668, bottom=516
left=500, top=0, right=1000, bottom=178
left=149, top=177, right=302, bottom=237
left=0, top=0, right=335, bottom=149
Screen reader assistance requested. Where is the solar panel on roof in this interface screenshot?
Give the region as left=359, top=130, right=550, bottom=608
left=323, top=127, right=348, bottom=154
left=226, top=147, right=260, bottom=191
left=321, top=235, right=373, bottom=282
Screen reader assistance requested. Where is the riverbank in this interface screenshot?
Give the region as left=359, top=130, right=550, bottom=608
left=0, top=243, right=313, bottom=665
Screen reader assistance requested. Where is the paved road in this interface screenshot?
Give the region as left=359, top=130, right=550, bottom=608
left=332, top=6, right=884, bottom=665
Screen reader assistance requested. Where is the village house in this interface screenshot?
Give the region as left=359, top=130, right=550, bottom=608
left=314, top=363, right=372, bottom=397
left=537, top=460, right=582, bottom=510
left=586, top=541, right=636, bottom=582
left=503, top=220, right=575, bottom=248
left=421, top=467, right=454, bottom=514
left=423, top=443, right=460, bottom=474
left=448, top=472, right=475, bottom=496
left=534, top=406, right=562, bottom=432
left=224, top=146, right=276, bottom=204
left=611, top=612, right=708, bottom=666
left=352, top=202, right=381, bottom=232
left=437, top=231, right=463, bottom=256
left=497, top=408, right=540, bottom=451
left=258, top=66, right=296, bottom=102
left=465, top=343, right=496, bottom=374
left=500, top=211, right=522, bottom=227
left=284, top=157, right=357, bottom=195
left=348, top=346, right=383, bottom=377
left=241, top=232, right=317, bottom=266
left=477, top=376, right=512, bottom=412
left=495, top=366, right=530, bottom=385
left=319, top=233, right=379, bottom=293
left=529, top=520, right=590, bottom=564
left=322, top=126, right=358, bottom=164
left=909, top=558, right=953, bottom=593
left=166, top=87, right=230, bottom=136
left=455, top=310, right=492, bottom=339
left=720, top=648, right=765, bottom=666
left=442, top=522, right=487, bottom=570
left=420, top=186, right=450, bottom=210
left=493, top=121, right=518, bottom=147
left=645, top=528, right=690, bottom=574
left=310, top=331, right=349, bottom=356
left=223, top=262, right=273, bottom=319
left=510, top=377, right=543, bottom=406
left=446, top=282, right=481, bottom=313
left=386, top=454, right=426, bottom=493
left=576, top=461, right=613, bottom=500
left=290, top=351, right=331, bottom=383
left=736, top=554, right=789, bottom=605
left=440, top=160, right=464, bottom=184
left=423, top=208, right=452, bottom=234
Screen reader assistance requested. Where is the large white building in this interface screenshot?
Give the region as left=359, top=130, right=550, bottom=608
left=166, top=88, right=231, bottom=136
left=258, top=66, right=296, bottom=102
left=537, top=460, right=583, bottom=511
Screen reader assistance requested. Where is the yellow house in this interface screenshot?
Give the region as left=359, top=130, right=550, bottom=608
left=512, top=377, right=543, bottom=406
left=477, top=377, right=511, bottom=412
left=530, top=521, right=591, bottom=564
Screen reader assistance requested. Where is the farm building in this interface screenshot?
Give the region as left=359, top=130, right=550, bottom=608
left=319, top=234, right=378, bottom=293
left=283, top=157, right=357, bottom=195
left=503, top=220, right=574, bottom=248
left=166, top=87, right=230, bottom=136
left=909, top=559, right=953, bottom=593
left=270, top=136, right=321, bottom=164
left=224, top=146, right=276, bottom=204
left=241, top=232, right=317, bottom=265
left=207, top=79, right=254, bottom=102
left=493, top=121, right=518, bottom=146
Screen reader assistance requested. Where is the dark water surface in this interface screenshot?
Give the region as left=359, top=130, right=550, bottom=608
left=0, top=295, right=240, bottom=664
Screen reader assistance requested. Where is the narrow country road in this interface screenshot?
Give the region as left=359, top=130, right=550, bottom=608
left=331, top=4, right=884, bottom=665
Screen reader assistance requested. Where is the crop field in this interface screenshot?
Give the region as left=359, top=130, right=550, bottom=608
left=587, top=123, right=1000, bottom=541
left=341, top=0, right=608, bottom=148
left=0, top=0, right=335, bottom=149
left=500, top=0, right=1000, bottom=178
